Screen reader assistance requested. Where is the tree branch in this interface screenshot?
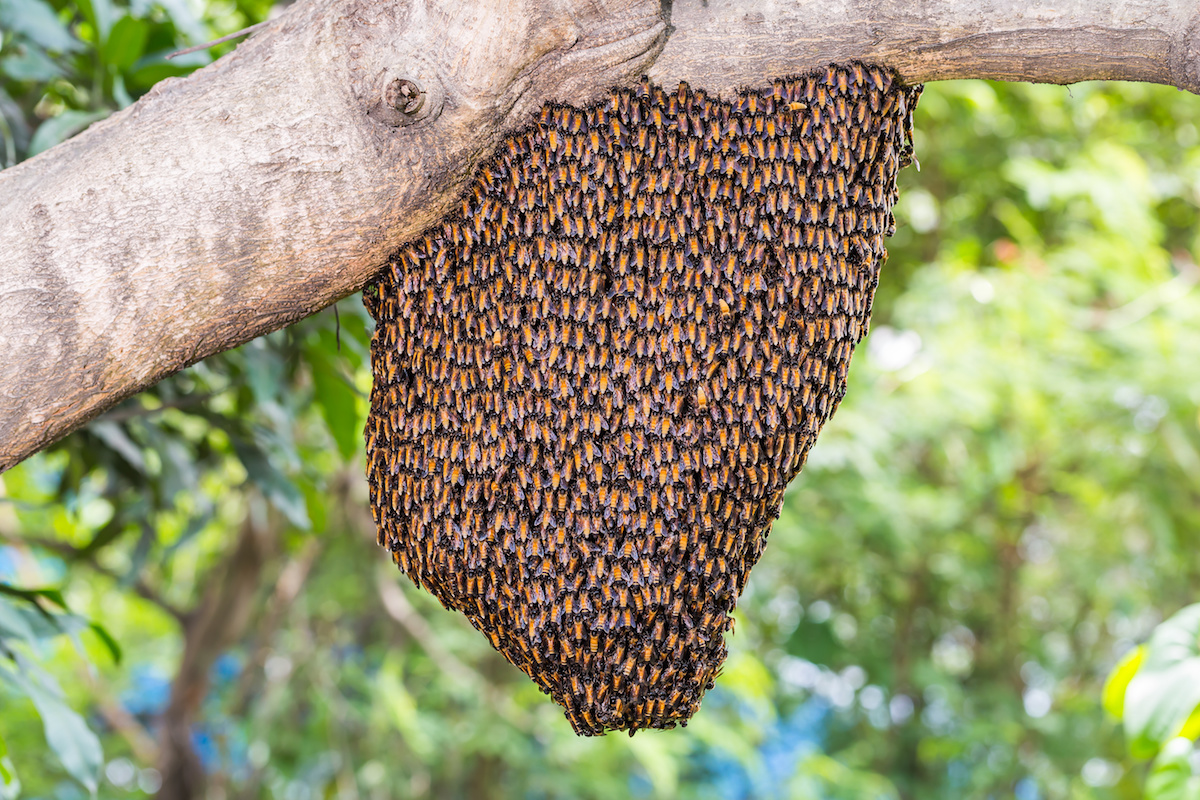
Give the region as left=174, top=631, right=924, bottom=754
left=1, top=0, right=1197, bottom=470
left=650, top=0, right=1200, bottom=96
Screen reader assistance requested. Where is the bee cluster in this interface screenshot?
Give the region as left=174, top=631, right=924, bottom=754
left=365, top=63, right=919, bottom=735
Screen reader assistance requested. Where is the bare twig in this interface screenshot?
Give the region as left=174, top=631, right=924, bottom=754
left=165, top=21, right=270, bottom=60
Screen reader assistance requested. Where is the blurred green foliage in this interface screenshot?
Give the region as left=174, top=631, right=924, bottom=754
left=0, top=0, right=272, bottom=163
left=0, top=584, right=117, bottom=796
left=1104, top=605, right=1200, bottom=799
left=2, top=2, right=1200, bottom=798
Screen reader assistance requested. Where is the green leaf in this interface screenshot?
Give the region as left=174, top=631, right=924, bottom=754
left=30, top=588, right=66, bottom=610
left=308, top=336, right=361, bottom=461
left=1, top=47, right=65, bottom=82
left=1180, top=705, right=1200, bottom=742
left=1125, top=604, right=1200, bottom=757
left=87, top=622, right=122, bottom=665
left=163, top=508, right=214, bottom=556
left=88, top=420, right=146, bottom=473
left=3, top=656, right=102, bottom=795
left=1146, top=738, right=1200, bottom=800
left=78, top=512, right=131, bottom=557
left=0, top=0, right=80, bottom=52
left=0, top=596, right=38, bottom=644
left=0, top=87, right=31, bottom=155
left=29, top=609, right=88, bottom=642
left=103, top=15, right=148, bottom=72
left=128, top=49, right=210, bottom=91
left=112, top=71, right=134, bottom=109
left=74, top=0, right=114, bottom=42
left=1105, top=645, right=1146, bottom=719
left=28, top=109, right=110, bottom=157
left=0, top=583, right=65, bottom=609
left=0, top=587, right=97, bottom=653
left=242, top=340, right=286, bottom=408
left=231, top=437, right=311, bottom=529
left=0, top=737, right=20, bottom=800
left=151, top=0, right=206, bottom=43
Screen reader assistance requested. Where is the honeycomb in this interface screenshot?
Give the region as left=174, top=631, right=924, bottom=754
left=364, top=63, right=919, bottom=735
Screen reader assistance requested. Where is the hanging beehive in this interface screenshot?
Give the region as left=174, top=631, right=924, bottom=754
left=364, top=63, right=919, bottom=735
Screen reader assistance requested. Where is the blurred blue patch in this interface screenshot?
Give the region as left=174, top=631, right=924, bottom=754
left=29, top=457, right=64, bottom=495
left=121, top=664, right=171, bottom=716
left=0, top=544, right=67, bottom=584
left=757, top=697, right=829, bottom=793
left=708, top=751, right=748, bottom=800
left=333, top=643, right=364, bottom=663
left=35, top=551, right=67, bottom=583
left=692, top=695, right=830, bottom=800
left=50, top=779, right=88, bottom=800
left=1015, top=776, right=1041, bottom=800
left=628, top=771, right=654, bottom=797
left=212, top=651, right=242, bottom=685
left=191, top=720, right=249, bottom=776
left=192, top=727, right=219, bottom=770
left=0, top=546, right=16, bottom=581
left=947, top=760, right=969, bottom=789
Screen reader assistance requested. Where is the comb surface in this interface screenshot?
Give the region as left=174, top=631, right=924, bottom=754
left=365, top=63, right=919, bottom=735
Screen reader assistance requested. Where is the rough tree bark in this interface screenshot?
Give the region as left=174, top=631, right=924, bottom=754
left=1, top=0, right=1197, bottom=471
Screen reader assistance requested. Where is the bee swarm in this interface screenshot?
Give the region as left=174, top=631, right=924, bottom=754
left=365, top=63, right=919, bottom=735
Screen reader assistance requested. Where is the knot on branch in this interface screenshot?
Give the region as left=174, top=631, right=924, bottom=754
left=367, top=69, right=442, bottom=128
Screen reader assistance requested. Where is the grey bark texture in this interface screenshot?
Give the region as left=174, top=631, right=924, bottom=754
left=1, top=0, right=1198, bottom=470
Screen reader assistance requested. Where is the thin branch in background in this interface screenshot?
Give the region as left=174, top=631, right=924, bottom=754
left=98, top=392, right=219, bottom=423
left=90, top=679, right=161, bottom=765
left=1092, top=253, right=1200, bottom=330
left=0, top=110, right=15, bottom=169
left=375, top=570, right=480, bottom=687
left=231, top=538, right=321, bottom=715
left=374, top=568, right=529, bottom=729
left=165, top=21, right=270, bottom=60
left=2, top=534, right=189, bottom=624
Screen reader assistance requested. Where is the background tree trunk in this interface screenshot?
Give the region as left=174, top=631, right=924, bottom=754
left=1, top=0, right=1197, bottom=470
left=157, top=504, right=277, bottom=800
